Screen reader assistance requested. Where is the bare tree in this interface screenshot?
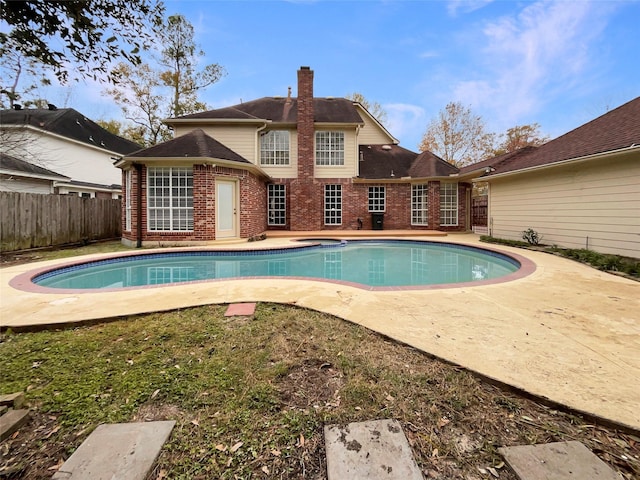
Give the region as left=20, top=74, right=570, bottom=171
left=346, top=92, right=388, bottom=126
left=419, top=102, right=495, bottom=167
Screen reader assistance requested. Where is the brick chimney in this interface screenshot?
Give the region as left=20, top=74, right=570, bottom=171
left=289, top=66, right=322, bottom=231
left=296, top=66, right=314, bottom=180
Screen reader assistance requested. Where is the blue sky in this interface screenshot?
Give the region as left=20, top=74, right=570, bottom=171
left=47, top=0, right=640, bottom=150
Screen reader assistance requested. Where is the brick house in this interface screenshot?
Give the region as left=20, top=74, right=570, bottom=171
left=116, top=67, right=471, bottom=246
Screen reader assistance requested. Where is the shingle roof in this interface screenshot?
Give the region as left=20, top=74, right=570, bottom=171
left=358, top=145, right=458, bottom=179
left=173, top=97, right=364, bottom=124
left=0, top=108, right=142, bottom=154
left=127, top=129, right=250, bottom=164
left=0, top=152, right=69, bottom=180
left=482, top=97, right=640, bottom=176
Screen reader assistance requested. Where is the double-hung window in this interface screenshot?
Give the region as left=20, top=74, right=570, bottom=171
left=260, top=131, right=290, bottom=165
left=147, top=167, right=193, bottom=231
left=440, top=182, right=458, bottom=226
left=267, top=184, right=286, bottom=226
left=324, top=184, right=342, bottom=225
left=411, top=184, right=428, bottom=225
left=316, top=131, right=344, bottom=166
left=368, top=186, right=385, bottom=212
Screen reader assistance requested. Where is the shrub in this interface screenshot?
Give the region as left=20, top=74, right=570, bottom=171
left=522, top=228, right=543, bottom=246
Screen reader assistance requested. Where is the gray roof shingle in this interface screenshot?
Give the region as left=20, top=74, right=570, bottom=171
left=172, top=97, right=364, bottom=124
left=0, top=152, right=69, bottom=179
left=127, top=129, right=250, bottom=164
left=359, top=145, right=457, bottom=179
left=0, top=108, right=142, bottom=154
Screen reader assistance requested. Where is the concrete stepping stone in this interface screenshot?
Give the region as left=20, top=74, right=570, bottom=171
left=52, top=420, right=176, bottom=480
left=324, top=419, right=423, bottom=480
left=224, top=302, right=256, bottom=317
left=0, top=409, right=30, bottom=441
left=498, top=441, right=622, bottom=480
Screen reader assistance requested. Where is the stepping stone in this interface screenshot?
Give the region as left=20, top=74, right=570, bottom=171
left=0, top=392, right=25, bottom=409
left=499, top=441, right=621, bottom=480
left=224, top=302, right=256, bottom=317
left=52, top=420, right=176, bottom=480
left=0, top=409, right=30, bottom=441
left=324, top=419, right=423, bottom=480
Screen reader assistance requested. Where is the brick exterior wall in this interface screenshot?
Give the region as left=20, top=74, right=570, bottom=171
left=122, top=164, right=266, bottom=244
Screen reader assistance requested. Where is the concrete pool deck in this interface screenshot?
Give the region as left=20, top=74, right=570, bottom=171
left=1, top=234, right=639, bottom=431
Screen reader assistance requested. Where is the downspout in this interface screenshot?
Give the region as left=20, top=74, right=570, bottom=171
left=134, top=163, right=143, bottom=248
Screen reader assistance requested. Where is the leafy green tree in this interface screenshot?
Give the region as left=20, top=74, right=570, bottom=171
left=0, top=0, right=164, bottom=83
left=105, top=63, right=171, bottom=147
left=105, top=14, right=225, bottom=145
left=493, top=123, right=549, bottom=155
left=419, top=102, right=495, bottom=167
left=346, top=92, right=388, bottom=126
left=158, top=15, right=225, bottom=117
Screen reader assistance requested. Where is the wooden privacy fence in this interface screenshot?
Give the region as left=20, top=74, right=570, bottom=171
left=1, top=192, right=121, bottom=252
left=472, top=196, right=488, bottom=228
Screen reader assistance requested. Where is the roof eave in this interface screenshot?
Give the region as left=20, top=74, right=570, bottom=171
left=482, top=144, right=640, bottom=181
left=165, top=118, right=271, bottom=125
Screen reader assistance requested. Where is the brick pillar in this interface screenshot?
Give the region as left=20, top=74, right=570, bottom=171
left=290, top=66, right=322, bottom=231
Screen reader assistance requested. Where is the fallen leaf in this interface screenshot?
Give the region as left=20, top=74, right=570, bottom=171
left=215, top=444, right=227, bottom=452
left=386, top=394, right=395, bottom=402
left=488, top=466, right=499, bottom=478
left=230, top=441, right=243, bottom=453
left=494, top=461, right=505, bottom=469
left=261, top=466, right=270, bottom=474
left=46, top=426, right=61, bottom=439
left=438, top=417, right=450, bottom=427
left=156, top=469, right=167, bottom=480
left=271, top=449, right=281, bottom=457
left=191, top=419, right=199, bottom=427
left=126, top=359, right=134, bottom=365
left=431, top=448, right=439, bottom=458
left=478, top=467, right=488, bottom=474
left=151, top=389, right=160, bottom=399
left=299, top=433, right=305, bottom=447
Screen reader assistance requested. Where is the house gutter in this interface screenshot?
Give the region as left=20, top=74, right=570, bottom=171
left=480, top=144, right=640, bottom=181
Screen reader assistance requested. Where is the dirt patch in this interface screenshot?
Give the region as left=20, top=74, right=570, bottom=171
left=277, top=359, right=345, bottom=410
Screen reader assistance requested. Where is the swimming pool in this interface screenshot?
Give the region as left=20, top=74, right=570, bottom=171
left=28, top=240, right=527, bottom=291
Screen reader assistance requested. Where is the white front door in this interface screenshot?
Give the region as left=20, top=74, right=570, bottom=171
left=216, top=179, right=237, bottom=238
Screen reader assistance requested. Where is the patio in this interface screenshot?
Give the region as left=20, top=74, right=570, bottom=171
left=1, top=233, right=638, bottom=431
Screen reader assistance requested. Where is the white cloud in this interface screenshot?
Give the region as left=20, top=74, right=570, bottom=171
left=450, top=0, right=615, bottom=129
left=384, top=103, right=426, bottom=149
left=447, top=0, right=494, bottom=17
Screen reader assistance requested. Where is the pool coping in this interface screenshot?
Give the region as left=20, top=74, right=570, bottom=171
left=1, top=234, right=639, bottom=433
left=10, top=239, right=536, bottom=294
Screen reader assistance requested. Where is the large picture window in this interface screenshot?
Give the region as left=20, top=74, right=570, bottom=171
left=368, top=186, right=385, bottom=212
left=260, top=131, right=290, bottom=165
left=411, top=184, right=428, bottom=225
left=324, top=184, right=342, bottom=225
left=268, top=184, right=286, bottom=226
left=125, top=169, right=132, bottom=231
left=316, top=131, right=344, bottom=166
left=147, top=167, right=193, bottom=231
left=440, top=182, right=458, bottom=226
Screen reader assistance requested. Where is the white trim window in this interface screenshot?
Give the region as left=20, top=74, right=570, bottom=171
left=267, top=184, right=286, bottom=226
left=324, top=184, right=342, bottom=225
left=440, top=182, right=458, bottom=226
left=368, top=186, right=385, bottom=212
left=125, top=169, right=132, bottom=231
left=315, top=131, right=344, bottom=166
left=411, top=184, right=428, bottom=225
left=147, top=167, right=193, bottom=231
left=260, top=130, right=290, bottom=165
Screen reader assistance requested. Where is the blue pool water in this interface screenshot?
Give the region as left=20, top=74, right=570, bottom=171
left=33, top=240, right=520, bottom=290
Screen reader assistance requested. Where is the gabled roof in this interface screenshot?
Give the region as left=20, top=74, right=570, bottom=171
left=479, top=96, right=640, bottom=177
left=459, top=146, right=538, bottom=177
left=171, top=97, right=364, bottom=124
left=0, top=152, right=70, bottom=181
left=127, top=129, right=250, bottom=164
left=358, top=144, right=458, bottom=180
left=0, top=108, right=142, bottom=154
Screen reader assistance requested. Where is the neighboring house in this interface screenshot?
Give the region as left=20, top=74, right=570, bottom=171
left=461, top=97, right=640, bottom=259
left=117, top=66, right=471, bottom=246
left=0, top=152, right=70, bottom=194
left=0, top=106, right=141, bottom=198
